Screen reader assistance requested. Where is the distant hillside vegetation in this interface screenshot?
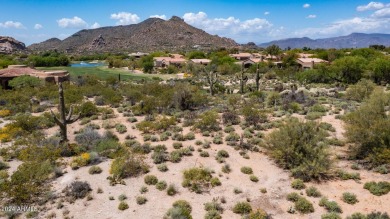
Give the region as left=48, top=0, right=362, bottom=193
left=259, top=33, right=390, bottom=49
left=28, top=16, right=238, bottom=53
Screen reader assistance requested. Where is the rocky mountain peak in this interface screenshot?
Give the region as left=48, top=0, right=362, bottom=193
left=0, top=36, right=26, bottom=53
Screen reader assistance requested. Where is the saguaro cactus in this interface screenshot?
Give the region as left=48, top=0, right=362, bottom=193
left=206, top=71, right=218, bottom=96
left=51, top=82, right=80, bottom=143
left=237, top=64, right=248, bottom=94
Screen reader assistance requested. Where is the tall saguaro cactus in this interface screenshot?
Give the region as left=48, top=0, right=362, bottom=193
left=51, top=82, right=80, bottom=144
left=237, top=64, right=248, bottom=94
left=255, top=63, right=261, bottom=91
left=206, top=71, right=218, bottom=96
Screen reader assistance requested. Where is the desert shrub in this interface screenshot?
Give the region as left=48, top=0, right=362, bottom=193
left=266, top=118, right=331, bottom=181
left=221, top=164, right=231, bottom=173
left=118, top=194, right=127, bottom=201
left=363, top=181, right=390, bottom=196
left=241, top=166, right=253, bottom=174
left=115, top=123, right=127, bottom=134
left=243, top=209, right=269, bottom=219
left=136, top=196, right=147, bottom=205
left=224, top=126, right=235, bottom=133
left=157, top=163, right=169, bottom=172
left=170, top=150, right=183, bottom=163
left=156, top=180, right=168, bottom=191
left=110, top=153, right=149, bottom=181
left=266, top=92, right=281, bottom=107
left=210, top=177, right=221, bottom=187
left=213, top=136, right=223, bottom=144
left=295, top=197, right=314, bottom=214
left=286, top=192, right=300, bottom=202
left=132, top=142, right=152, bottom=154
left=200, top=151, right=209, bottom=157
left=344, top=90, right=390, bottom=166
left=140, top=186, right=148, bottom=194
left=366, top=212, right=390, bottom=219
left=136, top=116, right=177, bottom=133
left=2, top=160, right=54, bottom=204
left=204, top=210, right=222, bottom=219
left=185, top=132, right=195, bottom=140
left=151, top=145, right=168, bottom=164
left=309, top=104, right=328, bottom=113
left=144, top=175, right=158, bottom=185
left=216, top=150, right=229, bottom=158
left=222, top=111, right=240, bottom=125
left=167, top=184, right=178, bottom=196
left=182, top=167, right=213, bottom=193
left=374, top=165, right=389, bottom=174
left=233, top=188, right=243, bottom=194
left=88, top=165, right=102, bottom=174
left=305, top=112, right=325, bottom=120
left=306, top=186, right=321, bottom=197
left=173, top=142, right=183, bottom=149
left=225, top=132, right=240, bottom=142
left=319, top=197, right=342, bottom=213
left=0, top=161, right=9, bottom=170
left=342, top=192, right=358, bottom=204
left=232, top=202, right=252, bottom=215
left=118, top=201, right=129, bottom=211
left=242, top=106, right=268, bottom=126
left=336, top=170, right=361, bottom=181
left=291, top=179, right=306, bottom=190
left=193, top=110, right=220, bottom=132
left=65, top=181, right=91, bottom=199
left=79, top=101, right=99, bottom=118
left=322, top=212, right=342, bottom=219
left=250, top=175, right=259, bottom=182
left=204, top=200, right=223, bottom=213
left=345, top=79, right=376, bottom=102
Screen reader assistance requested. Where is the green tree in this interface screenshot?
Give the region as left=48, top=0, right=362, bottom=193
left=344, top=89, right=390, bottom=165
left=331, top=56, right=367, bottom=84
left=264, top=44, right=282, bottom=60
left=369, top=57, right=390, bottom=83
left=9, top=75, right=43, bottom=89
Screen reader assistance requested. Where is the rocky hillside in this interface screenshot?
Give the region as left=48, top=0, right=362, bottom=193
left=28, top=16, right=238, bottom=53
left=0, top=36, right=26, bottom=53
left=259, top=33, right=390, bottom=49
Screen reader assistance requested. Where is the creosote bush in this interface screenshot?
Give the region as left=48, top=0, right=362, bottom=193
left=109, top=153, right=149, bottom=182
left=144, top=175, right=158, bottom=185
left=267, top=118, right=332, bottom=181
left=182, top=167, right=213, bottom=194
left=319, top=197, right=342, bottom=213
left=291, top=179, right=306, bottom=190
left=240, top=166, right=253, bottom=174
left=232, top=202, right=252, bottom=215
left=306, top=186, right=321, bottom=197
left=342, top=192, right=358, bottom=205
left=136, top=196, right=147, bottom=205
left=295, top=196, right=314, bottom=214
left=88, top=165, right=102, bottom=174
left=363, top=181, right=390, bottom=196
left=118, top=201, right=129, bottom=211
left=164, top=200, right=192, bottom=219
left=65, top=181, right=92, bottom=199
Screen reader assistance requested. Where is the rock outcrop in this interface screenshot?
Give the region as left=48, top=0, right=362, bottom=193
left=0, top=36, right=26, bottom=53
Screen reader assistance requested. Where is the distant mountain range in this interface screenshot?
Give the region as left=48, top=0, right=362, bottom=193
left=28, top=16, right=237, bottom=53
left=259, top=33, right=390, bottom=49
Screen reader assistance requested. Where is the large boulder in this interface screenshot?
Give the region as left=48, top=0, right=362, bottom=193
left=0, top=36, right=26, bottom=53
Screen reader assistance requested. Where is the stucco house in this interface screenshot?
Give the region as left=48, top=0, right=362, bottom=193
left=297, top=58, right=327, bottom=70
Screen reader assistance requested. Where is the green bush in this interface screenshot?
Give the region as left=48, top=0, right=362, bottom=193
left=182, top=167, right=213, bottom=193
left=173, top=142, right=183, bottom=149
left=319, top=197, right=342, bottom=213
left=267, top=118, right=332, bottom=181
left=65, top=181, right=92, bottom=199
left=342, top=192, right=358, bottom=204
left=346, top=212, right=366, bottom=219
left=118, top=194, right=127, bottom=201
left=250, top=175, right=259, bottom=182
left=204, top=210, right=222, bottom=219
left=363, top=181, right=390, bottom=196
left=321, top=212, right=342, bottom=219
left=217, top=150, right=229, bottom=158
left=156, top=180, right=168, bottom=191
left=79, top=101, right=99, bottom=118
left=336, top=170, right=361, bottom=181
left=295, top=197, right=314, bottom=214
left=306, top=186, right=321, bottom=197
left=240, top=166, right=253, bottom=174
left=88, top=165, right=102, bottom=174
left=366, top=212, right=390, bottom=219
left=140, top=186, right=148, bottom=194
left=200, top=151, right=210, bottom=157
left=291, top=179, right=306, bottom=190
left=167, top=184, right=177, bottom=196
left=221, top=164, right=231, bottom=174
left=243, top=209, right=268, bottom=219
left=193, top=110, right=220, bottom=132
left=118, top=201, right=129, bottom=211
left=136, top=196, right=147, bottom=205
left=286, top=192, right=300, bottom=202
left=210, top=177, right=221, bottom=187
left=115, top=123, right=127, bottom=134
left=232, top=202, right=252, bottom=215
left=345, top=79, right=376, bottom=102
left=157, top=163, right=169, bottom=172
left=344, top=90, right=390, bottom=166
left=144, top=175, right=158, bottom=185
left=110, top=153, right=149, bottom=181
left=225, top=132, right=240, bottom=142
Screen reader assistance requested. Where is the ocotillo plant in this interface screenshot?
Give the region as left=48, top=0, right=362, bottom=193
left=51, top=82, right=80, bottom=144
left=237, top=64, right=248, bottom=94
left=205, top=70, right=218, bottom=96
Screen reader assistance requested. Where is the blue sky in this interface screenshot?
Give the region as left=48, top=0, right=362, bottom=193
left=1, top=0, right=389, bottom=45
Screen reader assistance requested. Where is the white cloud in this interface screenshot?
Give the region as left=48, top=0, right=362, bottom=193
left=34, top=24, right=43, bottom=29
left=110, top=12, right=140, bottom=25
left=182, top=12, right=275, bottom=42
left=357, top=2, right=385, bottom=11
left=90, top=22, right=101, bottom=29
left=264, top=11, right=270, bottom=15
left=372, top=7, right=390, bottom=17
left=306, top=14, right=317, bottom=19
left=57, top=16, right=88, bottom=28
left=150, top=14, right=167, bottom=20
left=0, top=21, right=25, bottom=29
left=303, top=3, right=311, bottom=8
